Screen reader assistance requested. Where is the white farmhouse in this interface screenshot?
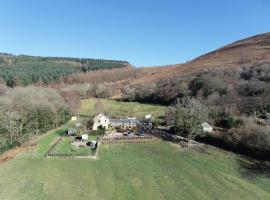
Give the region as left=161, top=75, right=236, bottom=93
left=92, top=113, right=152, bottom=131
left=92, top=113, right=110, bottom=130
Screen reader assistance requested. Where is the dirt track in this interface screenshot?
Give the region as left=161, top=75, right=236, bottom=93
left=0, top=142, right=36, bottom=165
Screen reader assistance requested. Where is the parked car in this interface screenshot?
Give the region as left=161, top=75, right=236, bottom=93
left=135, top=131, right=144, bottom=136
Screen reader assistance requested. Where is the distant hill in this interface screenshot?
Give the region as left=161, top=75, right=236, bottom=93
left=0, top=54, right=130, bottom=86
left=116, top=32, right=270, bottom=106
left=131, top=32, right=270, bottom=84
left=1, top=32, right=270, bottom=87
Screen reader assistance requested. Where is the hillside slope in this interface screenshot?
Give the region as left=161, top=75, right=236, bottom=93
left=132, top=32, right=270, bottom=84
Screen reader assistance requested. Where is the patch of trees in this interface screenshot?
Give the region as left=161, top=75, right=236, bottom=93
left=64, top=67, right=139, bottom=85
left=227, top=117, right=270, bottom=153
left=0, top=86, right=77, bottom=154
left=122, top=78, right=189, bottom=104
left=0, top=54, right=129, bottom=87
left=189, top=76, right=227, bottom=97
left=122, top=63, right=270, bottom=116
left=58, top=83, right=116, bottom=99
left=166, top=98, right=209, bottom=139
left=240, top=63, right=270, bottom=82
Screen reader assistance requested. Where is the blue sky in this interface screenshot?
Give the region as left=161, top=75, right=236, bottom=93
left=0, top=0, right=269, bottom=66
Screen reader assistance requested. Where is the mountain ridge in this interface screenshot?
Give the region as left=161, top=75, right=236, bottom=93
left=130, top=32, right=270, bottom=84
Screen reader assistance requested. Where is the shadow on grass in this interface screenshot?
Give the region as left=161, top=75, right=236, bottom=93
left=114, top=98, right=169, bottom=106
left=54, top=128, right=66, bottom=136
left=237, top=158, right=270, bottom=179
left=196, top=136, right=270, bottom=160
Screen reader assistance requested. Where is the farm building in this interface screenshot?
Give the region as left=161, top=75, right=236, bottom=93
left=92, top=113, right=110, bottom=130
left=201, top=122, right=213, bottom=133
left=92, top=113, right=152, bottom=131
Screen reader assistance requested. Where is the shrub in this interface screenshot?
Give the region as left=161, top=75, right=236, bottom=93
left=239, top=96, right=270, bottom=115
left=237, top=82, right=268, bottom=97
left=122, top=85, right=136, bottom=101
left=240, top=63, right=270, bottom=82
left=95, top=84, right=114, bottom=98
left=209, top=106, right=242, bottom=129
left=229, top=118, right=270, bottom=151
left=91, top=126, right=106, bottom=136
left=59, top=90, right=81, bottom=114
left=189, top=76, right=227, bottom=97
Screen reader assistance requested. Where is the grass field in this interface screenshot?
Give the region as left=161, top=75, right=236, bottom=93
left=79, top=98, right=167, bottom=119
left=0, top=127, right=270, bottom=199
left=1, top=99, right=270, bottom=199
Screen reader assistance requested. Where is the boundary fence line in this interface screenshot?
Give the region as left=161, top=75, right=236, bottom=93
left=101, top=135, right=158, bottom=144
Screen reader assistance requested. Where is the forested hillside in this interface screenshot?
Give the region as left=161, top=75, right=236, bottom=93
left=0, top=53, right=129, bottom=87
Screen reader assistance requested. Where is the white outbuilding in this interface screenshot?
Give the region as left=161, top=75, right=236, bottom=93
left=201, top=122, right=213, bottom=133
left=145, top=114, right=152, bottom=119
left=71, top=116, right=77, bottom=121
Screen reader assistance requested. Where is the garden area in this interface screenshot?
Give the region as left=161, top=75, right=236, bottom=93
left=47, top=136, right=99, bottom=157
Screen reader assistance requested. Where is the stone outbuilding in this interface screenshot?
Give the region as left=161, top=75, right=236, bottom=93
left=201, top=122, right=213, bottom=133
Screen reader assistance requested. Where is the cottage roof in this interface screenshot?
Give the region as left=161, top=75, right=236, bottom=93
left=94, top=113, right=151, bottom=124
left=109, top=118, right=139, bottom=124
left=109, top=118, right=151, bottom=124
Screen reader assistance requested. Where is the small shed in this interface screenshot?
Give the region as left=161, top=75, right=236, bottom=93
left=145, top=114, right=152, bottom=119
left=66, top=128, right=76, bottom=136
left=89, top=141, right=98, bottom=149
left=71, top=116, right=77, bottom=121
left=201, top=122, right=213, bottom=133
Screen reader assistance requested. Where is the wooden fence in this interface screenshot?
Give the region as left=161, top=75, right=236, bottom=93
left=45, top=136, right=98, bottom=157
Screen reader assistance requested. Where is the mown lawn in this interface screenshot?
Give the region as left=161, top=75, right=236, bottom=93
left=79, top=98, right=167, bottom=119
left=0, top=127, right=270, bottom=199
